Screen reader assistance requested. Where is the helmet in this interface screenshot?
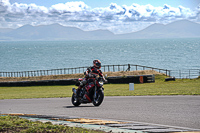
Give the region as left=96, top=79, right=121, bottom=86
left=93, top=59, right=101, bottom=69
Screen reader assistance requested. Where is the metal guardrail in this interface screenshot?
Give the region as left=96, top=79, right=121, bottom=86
left=0, top=64, right=170, bottom=78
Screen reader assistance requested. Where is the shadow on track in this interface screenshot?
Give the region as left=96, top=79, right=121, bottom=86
left=64, top=105, right=97, bottom=108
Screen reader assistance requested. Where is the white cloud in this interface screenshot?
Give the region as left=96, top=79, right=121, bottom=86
left=0, top=0, right=199, bottom=34
left=50, top=1, right=89, bottom=13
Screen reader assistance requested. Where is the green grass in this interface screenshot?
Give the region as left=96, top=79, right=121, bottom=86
left=0, top=75, right=200, bottom=99
left=0, top=86, right=73, bottom=99
left=0, top=115, right=104, bottom=133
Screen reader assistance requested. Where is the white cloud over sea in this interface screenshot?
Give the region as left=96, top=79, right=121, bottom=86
left=0, top=0, right=200, bottom=34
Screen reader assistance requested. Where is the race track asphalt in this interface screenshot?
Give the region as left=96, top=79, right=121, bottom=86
left=1, top=96, right=200, bottom=129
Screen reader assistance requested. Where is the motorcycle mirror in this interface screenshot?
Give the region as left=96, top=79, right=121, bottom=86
left=105, top=74, right=107, bottom=78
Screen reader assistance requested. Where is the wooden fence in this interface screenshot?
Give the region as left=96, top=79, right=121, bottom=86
left=0, top=64, right=170, bottom=78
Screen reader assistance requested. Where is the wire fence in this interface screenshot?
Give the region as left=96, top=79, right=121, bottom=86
left=170, top=69, right=200, bottom=79
left=0, top=64, right=170, bottom=78
left=0, top=64, right=199, bottom=79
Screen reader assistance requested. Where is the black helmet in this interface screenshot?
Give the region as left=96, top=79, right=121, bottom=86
left=93, top=59, right=101, bottom=69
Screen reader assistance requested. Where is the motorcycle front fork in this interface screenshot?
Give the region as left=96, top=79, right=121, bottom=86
left=93, top=87, right=97, bottom=102
left=72, top=88, right=76, bottom=95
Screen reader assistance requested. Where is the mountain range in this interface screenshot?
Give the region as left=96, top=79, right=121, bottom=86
left=0, top=20, right=200, bottom=41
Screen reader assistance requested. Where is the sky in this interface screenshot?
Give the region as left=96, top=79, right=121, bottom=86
left=1, top=0, right=200, bottom=34
left=9, top=0, right=200, bottom=9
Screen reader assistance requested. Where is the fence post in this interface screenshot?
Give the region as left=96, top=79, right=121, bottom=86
left=189, top=70, right=190, bottom=79
left=199, top=70, right=200, bottom=77
left=63, top=68, right=65, bottom=74
left=37, top=70, right=39, bottom=76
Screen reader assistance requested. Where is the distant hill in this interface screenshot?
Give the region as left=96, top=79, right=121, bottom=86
left=117, top=20, right=200, bottom=39
left=0, top=20, right=200, bottom=41
left=0, top=24, right=115, bottom=41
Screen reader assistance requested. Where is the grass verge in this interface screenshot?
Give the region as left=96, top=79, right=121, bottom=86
left=0, top=75, right=200, bottom=99
left=0, top=115, right=104, bottom=133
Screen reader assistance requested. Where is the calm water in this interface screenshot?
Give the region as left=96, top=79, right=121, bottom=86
left=0, top=38, right=200, bottom=72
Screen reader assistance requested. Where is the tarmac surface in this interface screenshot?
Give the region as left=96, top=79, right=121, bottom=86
left=1, top=96, right=200, bottom=132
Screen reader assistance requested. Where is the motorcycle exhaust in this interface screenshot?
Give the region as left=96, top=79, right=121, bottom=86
left=72, top=88, right=76, bottom=95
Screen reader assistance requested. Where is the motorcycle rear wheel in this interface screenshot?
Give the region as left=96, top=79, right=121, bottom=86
left=71, top=94, right=81, bottom=106
left=93, top=90, right=104, bottom=106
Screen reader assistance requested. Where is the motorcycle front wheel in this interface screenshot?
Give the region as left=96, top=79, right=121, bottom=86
left=93, top=90, right=104, bottom=106
left=71, top=94, right=81, bottom=106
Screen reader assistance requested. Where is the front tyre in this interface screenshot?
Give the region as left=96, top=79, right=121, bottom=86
left=93, top=90, right=104, bottom=106
left=71, top=94, right=81, bottom=106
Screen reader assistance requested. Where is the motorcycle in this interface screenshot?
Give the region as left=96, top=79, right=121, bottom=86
left=71, top=77, right=105, bottom=106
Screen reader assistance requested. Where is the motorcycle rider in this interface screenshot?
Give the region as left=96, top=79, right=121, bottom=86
left=77, top=59, right=107, bottom=100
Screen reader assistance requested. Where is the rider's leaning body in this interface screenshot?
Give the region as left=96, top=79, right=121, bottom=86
left=84, top=65, right=105, bottom=83
left=77, top=60, right=107, bottom=99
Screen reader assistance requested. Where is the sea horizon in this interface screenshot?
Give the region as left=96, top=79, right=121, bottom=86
left=0, top=38, right=200, bottom=72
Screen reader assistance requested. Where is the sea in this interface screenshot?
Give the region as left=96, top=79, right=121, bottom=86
left=0, top=38, right=200, bottom=72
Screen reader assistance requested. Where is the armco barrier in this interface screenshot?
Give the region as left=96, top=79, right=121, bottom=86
left=107, top=75, right=155, bottom=84
left=0, top=79, right=77, bottom=87
left=0, top=75, right=155, bottom=87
